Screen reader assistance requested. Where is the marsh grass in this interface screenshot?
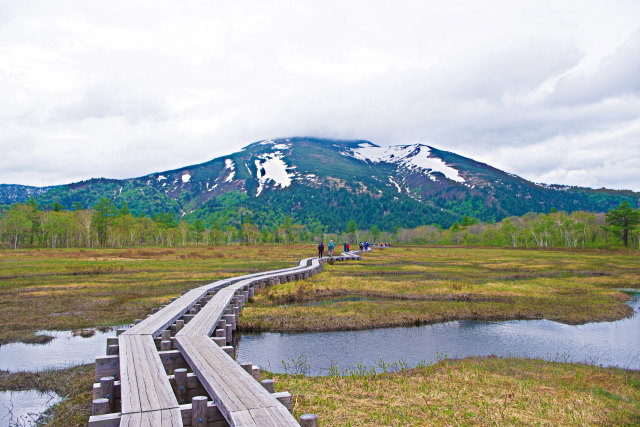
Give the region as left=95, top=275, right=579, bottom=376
left=268, top=357, right=640, bottom=426
left=0, top=364, right=93, bottom=426
left=241, top=246, right=640, bottom=331
left=0, top=245, right=312, bottom=344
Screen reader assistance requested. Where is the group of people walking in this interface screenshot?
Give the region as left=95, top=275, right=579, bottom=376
left=317, top=239, right=374, bottom=258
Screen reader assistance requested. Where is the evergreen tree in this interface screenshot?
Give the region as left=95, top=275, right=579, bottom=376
left=94, top=198, right=116, bottom=246
left=193, top=219, right=205, bottom=245
left=605, top=201, right=640, bottom=247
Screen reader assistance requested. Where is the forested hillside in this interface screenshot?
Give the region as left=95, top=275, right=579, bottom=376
left=1, top=138, right=637, bottom=235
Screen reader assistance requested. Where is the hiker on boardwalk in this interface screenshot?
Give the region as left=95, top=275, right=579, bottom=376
left=347, top=242, right=350, bottom=251
left=328, top=240, right=335, bottom=257
left=318, top=241, right=324, bottom=258
left=343, top=242, right=348, bottom=252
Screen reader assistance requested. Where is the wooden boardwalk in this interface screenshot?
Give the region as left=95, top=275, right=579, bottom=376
left=89, top=251, right=365, bottom=426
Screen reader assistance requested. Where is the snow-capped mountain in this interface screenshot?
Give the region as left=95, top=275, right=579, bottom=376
left=2, top=137, right=636, bottom=230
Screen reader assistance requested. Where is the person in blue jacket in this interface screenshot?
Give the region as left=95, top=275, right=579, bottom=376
left=328, top=240, right=335, bottom=257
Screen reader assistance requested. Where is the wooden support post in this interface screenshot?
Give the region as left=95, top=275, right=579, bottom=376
left=243, top=290, right=249, bottom=301
left=189, top=307, right=197, bottom=315
left=211, top=337, right=226, bottom=347
left=260, top=379, right=275, bottom=393
left=175, top=319, right=184, bottom=333
left=217, top=319, right=226, bottom=330
left=248, top=287, right=255, bottom=298
left=300, top=414, right=318, bottom=427
left=175, top=368, right=188, bottom=404
left=192, top=396, right=208, bottom=427
left=161, top=330, right=171, bottom=340
left=151, top=307, right=159, bottom=314
left=214, top=328, right=225, bottom=339
left=222, top=346, right=234, bottom=358
left=234, top=306, right=240, bottom=323
left=116, top=328, right=126, bottom=336
left=274, top=391, right=293, bottom=411
left=223, top=313, right=235, bottom=331
left=100, top=376, right=115, bottom=410
left=92, top=398, right=110, bottom=416
left=252, top=366, right=260, bottom=381
left=225, top=324, right=232, bottom=342
left=240, top=362, right=252, bottom=374
left=106, top=344, right=119, bottom=356
left=160, top=340, right=172, bottom=351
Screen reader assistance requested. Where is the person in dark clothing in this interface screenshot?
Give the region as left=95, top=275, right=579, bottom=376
left=343, top=242, right=348, bottom=252
left=318, top=241, right=324, bottom=258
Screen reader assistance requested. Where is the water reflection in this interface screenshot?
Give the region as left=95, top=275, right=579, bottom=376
left=0, top=389, right=62, bottom=426
left=0, top=328, right=122, bottom=372
left=237, top=293, right=640, bottom=376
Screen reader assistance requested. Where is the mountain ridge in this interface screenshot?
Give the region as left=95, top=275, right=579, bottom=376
left=2, top=137, right=637, bottom=231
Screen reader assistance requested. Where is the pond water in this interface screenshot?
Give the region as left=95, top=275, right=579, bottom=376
left=0, top=389, right=62, bottom=426
left=237, top=292, right=640, bottom=376
left=0, top=328, right=121, bottom=372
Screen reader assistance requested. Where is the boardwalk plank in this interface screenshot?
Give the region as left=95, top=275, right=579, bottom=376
left=120, top=408, right=182, bottom=426
left=176, top=336, right=298, bottom=426
left=119, top=335, right=178, bottom=415
left=112, top=251, right=354, bottom=426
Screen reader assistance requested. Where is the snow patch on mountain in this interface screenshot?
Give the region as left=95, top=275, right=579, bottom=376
left=351, top=144, right=465, bottom=183
left=254, top=153, right=295, bottom=196
left=389, top=177, right=402, bottom=193
left=157, top=175, right=167, bottom=181
left=224, top=159, right=235, bottom=170
left=181, top=173, right=191, bottom=183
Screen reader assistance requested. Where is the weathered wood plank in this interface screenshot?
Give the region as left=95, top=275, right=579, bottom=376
left=120, top=408, right=182, bottom=426
left=176, top=336, right=298, bottom=426
left=119, top=335, right=179, bottom=415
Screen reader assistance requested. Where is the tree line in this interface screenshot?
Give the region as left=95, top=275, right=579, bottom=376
left=391, top=202, right=640, bottom=250
left=1, top=197, right=638, bottom=250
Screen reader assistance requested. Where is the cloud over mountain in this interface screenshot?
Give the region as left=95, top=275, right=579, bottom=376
left=1, top=1, right=639, bottom=190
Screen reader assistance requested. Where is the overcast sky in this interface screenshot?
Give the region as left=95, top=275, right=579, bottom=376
left=1, top=1, right=640, bottom=191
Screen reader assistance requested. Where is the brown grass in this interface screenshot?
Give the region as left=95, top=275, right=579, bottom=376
left=269, top=357, right=640, bottom=426
left=240, top=246, right=639, bottom=332
left=0, top=245, right=313, bottom=344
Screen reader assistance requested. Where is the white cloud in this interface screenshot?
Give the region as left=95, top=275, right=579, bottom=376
left=0, top=0, right=639, bottom=191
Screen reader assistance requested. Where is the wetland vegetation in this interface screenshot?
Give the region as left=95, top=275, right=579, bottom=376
left=1, top=244, right=639, bottom=425
left=240, top=246, right=639, bottom=332
left=0, top=245, right=310, bottom=344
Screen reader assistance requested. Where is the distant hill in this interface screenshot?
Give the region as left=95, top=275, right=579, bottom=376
left=2, top=137, right=637, bottom=231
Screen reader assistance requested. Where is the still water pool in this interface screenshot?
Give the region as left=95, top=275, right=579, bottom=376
left=237, top=292, right=640, bottom=375
left=0, top=328, right=120, bottom=372
left=0, top=389, right=62, bottom=426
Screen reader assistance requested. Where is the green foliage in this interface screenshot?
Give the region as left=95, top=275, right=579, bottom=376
left=605, top=201, right=640, bottom=247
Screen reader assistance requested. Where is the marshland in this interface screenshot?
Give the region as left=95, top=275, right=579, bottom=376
left=1, top=245, right=639, bottom=425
